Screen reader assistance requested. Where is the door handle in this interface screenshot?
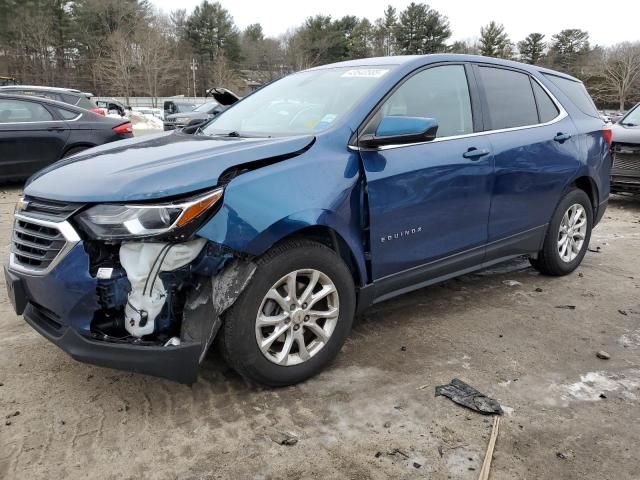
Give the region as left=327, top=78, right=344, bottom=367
left=462, top=147, right=490, bottom=160
left=554, top=132, right=572, bottom=142
left=47, top=126, right=65, bottom=131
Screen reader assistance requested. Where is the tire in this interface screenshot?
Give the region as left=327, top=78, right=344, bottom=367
left=219, top=239, right=356, bottom=387
left=62, top=146, right=89, bottom=158
left=529, top=189, right=593, bottom=276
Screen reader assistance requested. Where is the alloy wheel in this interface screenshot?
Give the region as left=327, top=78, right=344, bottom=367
left=255, top=269, right=340, bottom=366
left=557, top=203, right=587, bottom=263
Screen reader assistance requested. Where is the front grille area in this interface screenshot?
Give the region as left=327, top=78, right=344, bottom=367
left=22, top=197, right=83, bottom=221
left=11, top=219, right=67, bottom=270
left=612, top=143, right=640, bottom=174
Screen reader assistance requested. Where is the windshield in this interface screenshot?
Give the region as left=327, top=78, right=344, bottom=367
left=203, top=66, right=392, bottom=136
left=194, top=101, right=218, bottom=112
left=621, top=104, right=640, bottom=126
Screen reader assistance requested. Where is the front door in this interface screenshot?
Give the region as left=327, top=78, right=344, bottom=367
left=359, top=64, right=494, bottom=283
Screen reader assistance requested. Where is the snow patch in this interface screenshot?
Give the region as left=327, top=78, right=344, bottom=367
left=560, top=370, right=640, bottom=402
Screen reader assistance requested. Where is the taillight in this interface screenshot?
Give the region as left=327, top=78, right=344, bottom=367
left=113, top=122, right=133, bottom=135
left=91, top=108, right=105, bottom=116
left=603, top=126, right=612, bottom=146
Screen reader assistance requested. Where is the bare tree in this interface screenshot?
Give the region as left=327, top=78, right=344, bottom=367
left=208, top=50, right=241, bottom=89
left=603, top=42, right=640, bottom=111
left=136, top=16, right=180, bottom=105
left=95, top=30, right=137, bottom=104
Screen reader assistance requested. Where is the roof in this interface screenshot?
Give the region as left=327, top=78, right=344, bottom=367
left=308, top=54, right=581, bottom=82
left=0, top=85, right=83, bottom=94
left=0, top=92, right=83, bottom=110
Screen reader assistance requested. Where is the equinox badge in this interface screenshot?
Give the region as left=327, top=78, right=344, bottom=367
left=381, top=227, right=423, bottom=243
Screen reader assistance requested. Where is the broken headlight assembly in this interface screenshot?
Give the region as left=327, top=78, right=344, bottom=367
left=76, top=188, right=223, bottom=240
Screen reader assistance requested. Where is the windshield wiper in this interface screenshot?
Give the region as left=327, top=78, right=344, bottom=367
left=620, top=122, right=637, bottom=127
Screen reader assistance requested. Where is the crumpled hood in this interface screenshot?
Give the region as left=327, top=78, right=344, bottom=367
left=612, top=123, right=640, bottom=144
left=25, top=132, right=315, bottom=202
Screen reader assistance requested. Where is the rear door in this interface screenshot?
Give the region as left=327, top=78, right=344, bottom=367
left=0, top=98, right=70, bottom=179
left=475, top=65, right=582, bottom=255
left=360, top=63, right=495, bottom=283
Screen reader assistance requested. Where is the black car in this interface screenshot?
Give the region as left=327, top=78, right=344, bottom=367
left=0, top=85, right=103, bottom=116
left=611, top=103, right=640, bottom=194
left=0, top=94, right=133, bottom=182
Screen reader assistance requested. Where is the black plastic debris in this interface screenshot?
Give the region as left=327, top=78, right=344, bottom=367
left=435, top=379, right=503, bottom=415
left=555, top=305, right=576, bottom=310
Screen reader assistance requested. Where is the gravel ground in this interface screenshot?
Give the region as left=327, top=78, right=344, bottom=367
left=1, top=185, right=639, bottom=480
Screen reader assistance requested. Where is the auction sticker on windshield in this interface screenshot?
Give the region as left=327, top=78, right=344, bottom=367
left=341, top=68, right=389, bottom=78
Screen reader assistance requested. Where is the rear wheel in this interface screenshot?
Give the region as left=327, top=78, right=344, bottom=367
left=529, top=189, right=593, bottom=276
left=219, top=240, right=356, bottom=387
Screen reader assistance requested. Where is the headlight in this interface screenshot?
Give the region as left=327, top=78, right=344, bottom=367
left=176, top=117, right=190, bottom=124
left=76, top=188, right=223, bottom=240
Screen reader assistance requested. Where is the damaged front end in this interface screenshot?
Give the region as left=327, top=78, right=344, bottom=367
left=7, top=190, right=255, bottom=384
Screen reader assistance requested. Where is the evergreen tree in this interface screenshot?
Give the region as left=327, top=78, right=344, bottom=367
left=479, top=21, right=512, bottom=58
left=518, top=33, right=546, bottom=64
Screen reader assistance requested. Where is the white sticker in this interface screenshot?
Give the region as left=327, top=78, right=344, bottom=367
left=96, top=267, right=114, bottom=280
left=320, top=114, right=337, bottom=124
left=341, top=68, right=389, bottom=78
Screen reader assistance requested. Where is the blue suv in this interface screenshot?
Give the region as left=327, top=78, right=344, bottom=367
left=4, top=55, right=611, bottom=386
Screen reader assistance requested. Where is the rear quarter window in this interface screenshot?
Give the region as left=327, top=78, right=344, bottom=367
left=76, top=96, right=96, bottom=110
left=542, top=73, right=599, bottom=119
left=532, top=81, right=560, bottom=123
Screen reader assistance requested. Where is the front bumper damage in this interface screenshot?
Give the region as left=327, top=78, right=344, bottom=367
left=4, top=239, right=256, bottom=384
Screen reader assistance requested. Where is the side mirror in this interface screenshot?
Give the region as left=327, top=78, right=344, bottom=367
left=359, top=116, right=438, bottom=149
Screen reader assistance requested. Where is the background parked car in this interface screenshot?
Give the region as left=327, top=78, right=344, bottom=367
left=611, top=103, right=640, bottom=194
left=0, top=76, right=18, bottom=86
left=0, top=85, right=103, bottom=116
left=164, top=89, right=240, bottom=130
left=163, top=100, right=197, bottom=119
left=0, top=94, right=133, bottom=182
left=95, top=99, right=129, bottom=117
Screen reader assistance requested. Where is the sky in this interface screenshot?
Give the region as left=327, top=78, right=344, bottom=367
left=150, top=0, right=639, bottom=46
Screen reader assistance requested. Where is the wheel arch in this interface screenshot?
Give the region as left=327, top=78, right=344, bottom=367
left=570, top=175, right=599, bottom=217
left=62, top=143, right=95, bottom=158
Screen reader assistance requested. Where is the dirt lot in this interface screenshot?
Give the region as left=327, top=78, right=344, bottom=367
left=1, top=185, right=639, bottom=480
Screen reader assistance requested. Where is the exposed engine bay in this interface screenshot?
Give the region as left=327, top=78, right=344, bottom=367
left=85, top=238, right=255, bottom=354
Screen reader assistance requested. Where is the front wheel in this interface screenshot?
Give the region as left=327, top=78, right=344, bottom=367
left=530, top=189, right=593, bottom=276
left=219, top=240, right=356, bottom=387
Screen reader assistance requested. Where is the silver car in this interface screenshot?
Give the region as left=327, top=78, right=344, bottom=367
left=611, top=103, right=640, bottom=194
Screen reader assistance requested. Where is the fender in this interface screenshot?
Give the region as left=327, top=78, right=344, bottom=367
left=196, top=141, right=368, bottom=286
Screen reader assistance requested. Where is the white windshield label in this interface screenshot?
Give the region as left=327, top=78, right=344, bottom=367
left=341, top=68, right=389, bottom=78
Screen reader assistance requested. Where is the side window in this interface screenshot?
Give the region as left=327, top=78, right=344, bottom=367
left=532, top=81, right=560, bottom=123
left=56, top=107, right=79, bottom=120
left=479, top=67, right=538, bottom=129
left=378, top=65, right=473, bottom=138
left=0, top=99, right=54, bottom=123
